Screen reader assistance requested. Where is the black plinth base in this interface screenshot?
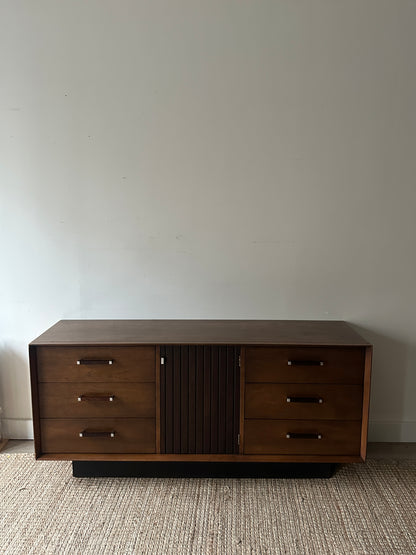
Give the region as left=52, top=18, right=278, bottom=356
left=72, top=461, right=337, bottom=478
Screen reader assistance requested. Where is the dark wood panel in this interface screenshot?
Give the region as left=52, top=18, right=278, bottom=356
left=39, top=382, right=156, bottom=418
left=245, top=347, right=365, bottom=384
left=160, top=345, right=240, bottom=454
left=244, top=420, right=361, bottom=455
left=245, top=384, right=363, bottom=420
left=40, top=418, right=155, bottom=453
left=30, top=320, right=371, bottom=346
left=37, top=346, right=155, bottom=383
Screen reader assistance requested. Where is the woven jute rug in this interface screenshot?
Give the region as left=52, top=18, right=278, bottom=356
left=1, top=454, right=415, bottom=554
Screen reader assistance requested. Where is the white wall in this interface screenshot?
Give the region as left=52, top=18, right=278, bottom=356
left=1, top=0, right=415, bottom=441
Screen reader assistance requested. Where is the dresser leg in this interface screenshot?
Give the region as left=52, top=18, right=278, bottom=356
left=72, top=461, right=337, bottom=478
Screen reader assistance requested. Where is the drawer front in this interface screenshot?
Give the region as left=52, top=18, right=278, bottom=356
left=40, top=418, right=156, bottom=453
left=245, top=384, right=363, bottom=420
left=39, top=382, right=156, bottom=418
left=245, top=347, right=364, bottom=384
left=36, top=346, right=155, bottom=383
left=244, top=420, right=361, bottom=455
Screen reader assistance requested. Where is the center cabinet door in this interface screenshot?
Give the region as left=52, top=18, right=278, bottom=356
left=160, top=346, right=240, bottom=454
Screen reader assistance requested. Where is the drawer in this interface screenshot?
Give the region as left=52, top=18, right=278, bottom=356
left=39, top=382, right=155, bottom=418
left=245, top=384, right=363, bottom=420
left=36, top=346, right=155, bottom=382
left=245, top=347, right=364, bottom=383
left=40, top=418, right=156, bottom=453
left=244, top=420, right=361, bottom=455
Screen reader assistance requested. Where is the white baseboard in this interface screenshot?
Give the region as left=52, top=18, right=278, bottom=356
left=2, top=418, right=415, bottom=443
left=2, top=419, right=34, bottom=440
left=368, top=421, right=416, bottom=442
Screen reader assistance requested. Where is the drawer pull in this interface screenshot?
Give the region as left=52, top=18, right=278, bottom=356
left=77, top=395, right=115, bottom=402
left=287, top=360, right=324, bottom=367
left=286, top=397, right=323, bottom=404
left=79, top=430, right=116, bottom=438
left=286, top=432, right=322, bottom=440
left=76, top=359, right=114, bottom=365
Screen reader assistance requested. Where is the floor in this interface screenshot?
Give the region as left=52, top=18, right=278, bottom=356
left=2, top=440, right=416, bottom=459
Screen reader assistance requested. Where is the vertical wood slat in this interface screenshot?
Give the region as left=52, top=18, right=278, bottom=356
left=233, top=346, right=241, bottom=454
left=195, top=347, right=204, bottom=453
left=180, top=346, right=189, bottom=454
left=203, top=346, right=211, bottom=454
left=225, top=346, right=235, bottom=453
left=218, top=347, right=227, bottom=453
left=156, top=346, right=161, bottom=454
left=210, top=346, right=219, bottom=454
left=160, top=345, right=240, bottom=454
left=163, top=346, right=173, bottom=454
left=173, top=347, right=181, bottom=454
left=188, top=346, right=196, bottom=454
left=239, top=347, right=245, bottom=454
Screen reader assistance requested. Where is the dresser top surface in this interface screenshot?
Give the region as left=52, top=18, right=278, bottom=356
left=30, top=320, right=371, bottom=346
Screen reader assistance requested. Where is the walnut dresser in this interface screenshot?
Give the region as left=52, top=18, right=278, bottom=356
left=29, top=320, right=372, bottom=477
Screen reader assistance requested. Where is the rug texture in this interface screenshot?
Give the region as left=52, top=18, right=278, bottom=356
left=1, top=454, right=415, bottom=554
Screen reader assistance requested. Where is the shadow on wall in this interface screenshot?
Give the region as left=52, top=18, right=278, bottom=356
left=351, top=324, right=408, bottom=442
left=0, top=344, right=32, bottom=437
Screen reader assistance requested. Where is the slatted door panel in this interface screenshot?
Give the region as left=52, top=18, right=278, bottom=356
left=160, top=345, right=240, bottom=454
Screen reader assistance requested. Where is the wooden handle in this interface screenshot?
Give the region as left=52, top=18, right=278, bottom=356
left=78, top=430, right=116, bottom=438
left=76, top=359, right=113, bottom=365
left=287, top=360, right=324, bottom=367
left=286, top=432, right=322, bottom=440
left=286, top=397, right=323, bottom=404
left=77, top=395, right=115, bottom=402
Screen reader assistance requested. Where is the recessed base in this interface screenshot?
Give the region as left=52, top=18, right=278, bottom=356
left=72, top=461, right=337, bottom=478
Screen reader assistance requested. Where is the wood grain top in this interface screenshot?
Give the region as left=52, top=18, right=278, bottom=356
left=30, top=320, right=371, bottom=346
